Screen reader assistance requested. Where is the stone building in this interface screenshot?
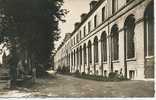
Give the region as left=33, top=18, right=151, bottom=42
left=54, top=33, right=72, bottom=70
left=54, top=0, right=154, bottom=80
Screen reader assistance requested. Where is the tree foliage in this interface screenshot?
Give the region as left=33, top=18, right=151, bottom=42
left=0, top=0, right=66, bottom=75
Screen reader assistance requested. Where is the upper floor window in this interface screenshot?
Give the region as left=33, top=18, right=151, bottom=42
left=94, top=15, right=97, bottom=28
left=102, top=7, right=106, bottom=22
left=88, top=21, right=91, bottom=33
left=80, top=31, right=82, bottom=40
left=76, top=34, right=78, bottom=43
left=74, top=37, right=75, bottom=44
left=112, top=0, right=117, bottom=14
left=71, top=40, right=73, bottom=46
left=84, top=26, right=86, bottom=37
left=126, top=0, right=132, bottom=3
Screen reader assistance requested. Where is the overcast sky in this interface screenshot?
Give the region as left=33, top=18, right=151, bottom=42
left=55, top=0, right=92, bottom=49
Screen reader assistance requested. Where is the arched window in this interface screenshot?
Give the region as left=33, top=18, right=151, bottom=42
left=101, top=31, right=107, bottom=62
left=88, top=40, right=92, bottom=64
left=71, top=52, right=73, bottom=66
left=124, top=15, right=135, bottom=59
left=76, top=48, right=79, bottom=69
left=111, top=24, right=119, bottom=61
left=74, top=50, right=75, bottom=68
left=144, top=2, right=154, bottom=57
left=80, top=46, right=82, bottom=66
left=83, top=44, right=87, bottom=65
left=94, top=36, right=99, bottom=63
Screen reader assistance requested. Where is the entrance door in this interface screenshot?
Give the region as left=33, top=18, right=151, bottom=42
left=129, top=70, right=135, bottom=80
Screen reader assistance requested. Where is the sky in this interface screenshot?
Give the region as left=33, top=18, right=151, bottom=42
left=55, top=0, right=92, bottom=49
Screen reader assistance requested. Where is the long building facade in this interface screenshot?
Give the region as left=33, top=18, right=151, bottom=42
left=54, top=0, right=154, bottom=80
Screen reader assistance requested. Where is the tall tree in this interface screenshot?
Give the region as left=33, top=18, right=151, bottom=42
left=0, top=0, right=67, bottom=76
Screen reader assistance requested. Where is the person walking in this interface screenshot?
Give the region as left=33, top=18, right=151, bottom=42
left=8, top=50, right=18, bottom=89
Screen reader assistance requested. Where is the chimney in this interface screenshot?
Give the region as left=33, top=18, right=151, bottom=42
left=81, top=13, right=87, bottom=22
left=74, top=22, right=80, bottom=29
left=90, top=0, right=98, bottom=10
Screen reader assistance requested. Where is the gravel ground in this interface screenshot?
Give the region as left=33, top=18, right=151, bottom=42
left=0, top=74, right=155, bottom=98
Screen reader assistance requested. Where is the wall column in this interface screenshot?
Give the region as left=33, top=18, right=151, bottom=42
left=86, top=46, right=89, bottom=74
left=91, top=43, right=95, bottom=75
left=70, top=52, right=72, bottom=73
left=134, top=20, right=145, bottom=80
left=119, top=29, right=126, bottom=77
left=98, top=40, right=102, bottom=76
left=78, top=49, right=80, bottom=71
left=108, top=35, right=112, bottom=73
left=75, top=50, right=77, bottom=70
left=82, top=47, right=84, bottom=73
left=66, top=54, right=67, bottom=67
left=73, top=50, right=76, bottom=72
left=79, top=47, right=82, bottom=72
left=72, top=52, right=74, bottom=72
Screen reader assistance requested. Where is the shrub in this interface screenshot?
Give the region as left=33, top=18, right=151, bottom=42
left=108, top=72, right=118, bottom=79
left=118, top=75, right=129, bottom=81
left=107, top=72, right=129, bottom=81
left=73, top=71, right=128, bottom=82
left=69, top=69, right=128, bottom=81
left=82, top=72, right=86, bottom=76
